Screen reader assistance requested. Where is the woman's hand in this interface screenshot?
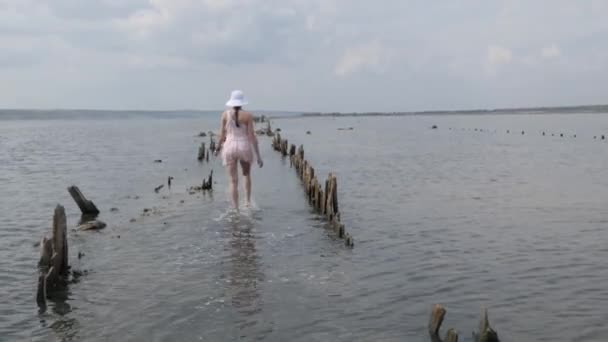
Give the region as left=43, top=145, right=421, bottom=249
left=257, top=158, right=264, bottom=168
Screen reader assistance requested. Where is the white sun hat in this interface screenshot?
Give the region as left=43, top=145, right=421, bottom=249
left=225, top=90, right=248, bottom=107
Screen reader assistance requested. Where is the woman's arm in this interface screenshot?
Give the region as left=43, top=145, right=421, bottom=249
left=216, top=111, right=227, bottom=153
left=248, top=114, right=263, bottom=167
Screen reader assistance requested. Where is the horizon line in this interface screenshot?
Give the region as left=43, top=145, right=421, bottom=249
left=0, top=103, right=607, bottom=115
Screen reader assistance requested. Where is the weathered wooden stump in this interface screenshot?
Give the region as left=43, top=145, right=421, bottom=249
left=209, top=137, right=216, bottom=154
left=198, top=142, right=206, bottom=161
left=473, top=308, right=500, bottom=342
left=67, top=186, right=100, bottom=216
left=37, top=205, right=69, bottom=306
left=428, top=305, right=499, bottom=342
left=202, top=170, right=213, bottom=190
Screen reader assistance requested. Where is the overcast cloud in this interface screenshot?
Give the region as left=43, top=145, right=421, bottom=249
left=0, top=0, right=607, bottom=112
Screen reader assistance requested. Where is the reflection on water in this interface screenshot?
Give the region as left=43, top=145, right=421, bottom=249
left=224, top=214, right=265, bottom=332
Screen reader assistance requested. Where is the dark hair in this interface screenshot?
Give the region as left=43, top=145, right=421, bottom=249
left=233, top=106, right=241, bottom=127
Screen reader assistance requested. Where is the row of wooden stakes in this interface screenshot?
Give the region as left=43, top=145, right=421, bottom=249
left=272, top=133, right=354, bottom=247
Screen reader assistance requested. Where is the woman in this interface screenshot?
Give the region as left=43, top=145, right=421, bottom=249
left=216, top=90, right=263, bottom=210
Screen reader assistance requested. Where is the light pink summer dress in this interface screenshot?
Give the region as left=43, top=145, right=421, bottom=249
left=221, top=109, right=254, bottom=166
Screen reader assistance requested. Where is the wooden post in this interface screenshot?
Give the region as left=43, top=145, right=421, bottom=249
left=37, top=205, right=69, bottom=305
left=331, top=175, right=339, bottom=214
left=198, top=142, right=206, bottom=161
left=445, top=329, right=459, bottom=342
left=210, top=136, right=216, bottom=153
left=429, top=304, right=447, bottom=339
left=67, top=185, right=100, bottom=216
left=474, top=308, right=499, bottom=342
left=52, top=205, right=68, bottom=276
left=428, top=305, right=498, bottom=342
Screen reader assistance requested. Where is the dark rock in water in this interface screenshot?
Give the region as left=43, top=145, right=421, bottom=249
left=306, top=131, right=311, bottom=135
left=78, top=220, right=107, bottom=231
left=143, top=208, right=151, bottom=213
left=180, top=200, right=185, bottom=204
left=154, top=184, right=164, bottom=193
left=154, top=160, right=162, bottom=163
left=110, top=207, right=119, bottom=212
left=198, top=132, right=207, bottom=137
left=130, top=218, right=136, bottom=223
left=432, top=125, right=438, bottom=129
left=276, top=128, right=281, bottom=132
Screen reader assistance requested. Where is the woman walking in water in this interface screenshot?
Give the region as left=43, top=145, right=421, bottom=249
left=216, top=90, right=263, bottom=210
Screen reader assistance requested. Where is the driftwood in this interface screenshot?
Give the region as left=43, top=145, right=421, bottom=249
left=67, top=185, right=99, bottom=216
left=37, top=205, right=69, bottom=306
left=78, top=220, right=107, bottom=231
left=428, top=304, right=500, bottom=342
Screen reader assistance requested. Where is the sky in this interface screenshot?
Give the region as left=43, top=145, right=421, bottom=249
left=0, top=0, right=607, bottom=112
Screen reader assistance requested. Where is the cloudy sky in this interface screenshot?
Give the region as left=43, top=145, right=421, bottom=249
left=1, top=0, right=607, bottom=112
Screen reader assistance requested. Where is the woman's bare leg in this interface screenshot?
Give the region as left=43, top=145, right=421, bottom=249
left=227, top=162, right=239, bottom=210
left=240, top=160, right=252, bottom=205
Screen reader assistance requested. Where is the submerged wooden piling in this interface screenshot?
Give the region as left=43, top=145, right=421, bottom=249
left=37, top=205, right=69, bottom=305
left=67, top=186, right=100, bottom=216
left=428, top=305, right=499, bottom=342
left=198, top=142, right=206, bottom=161
left=273, top=136, right=354, bottom=247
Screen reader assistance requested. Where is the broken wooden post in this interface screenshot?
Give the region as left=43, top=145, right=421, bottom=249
left=473, top=308, right=500, bottom=342
left=67, top=185, right=100, bottom=216
left=209, top=136, right=216, bottom=154
left=429, top=304, right=446, bottom=337
left=37, top=205, right=69, bottom=306
left=289, top=144, right=296, bottom=157
left=198, top=142, right=206, bottom=161
left=428, top=305, right=499, bottom=342
left=202, top=170, right=213, bottom=191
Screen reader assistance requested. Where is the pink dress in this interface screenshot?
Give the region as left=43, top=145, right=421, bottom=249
left=221, top=110, right=254, bottom=166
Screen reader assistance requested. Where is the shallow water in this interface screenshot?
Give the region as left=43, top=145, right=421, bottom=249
left=2, top=112, right=608, bottom=341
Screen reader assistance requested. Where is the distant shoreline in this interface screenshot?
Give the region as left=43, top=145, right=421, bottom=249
left=287, top=104, right=608, bottom=119
left=1, top=104, right=607, bottom=119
